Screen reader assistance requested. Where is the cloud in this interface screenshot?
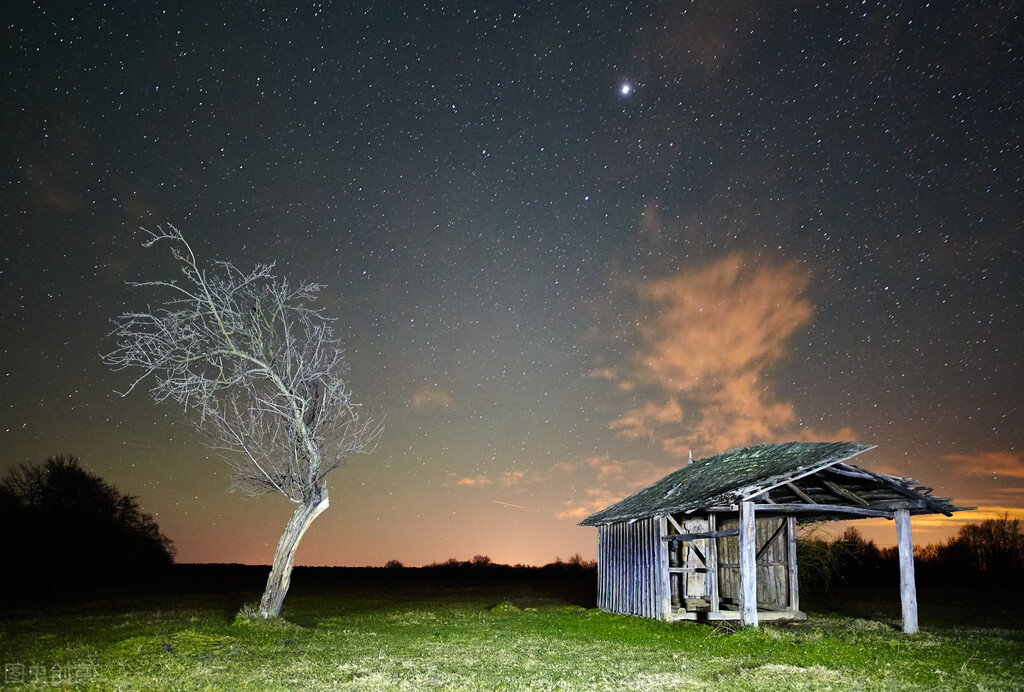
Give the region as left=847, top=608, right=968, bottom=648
left=606, top=252, right=837, bottom=456
left=588, top=367, right=618, bottom=381
left=410, top=387, right=454, bottom=413
left=455, top=470, right=531, bottom=488
left=556, top=488, right=623, bottom=521
left=610, top=398, right=683, bottom=440
left=632, top=253, right=813, bottom=386
left=944, top=451, right=1024, bottom=479
left=587, top=366, right=636, bottom=392
left=553, top=455, right=678, bottom=521
left=456, top=476, right=491, bottom=487
left=456, top=453, right=681, bottom=524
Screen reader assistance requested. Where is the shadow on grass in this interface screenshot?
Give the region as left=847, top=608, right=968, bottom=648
left=801, top=582, right=1024, bottom=632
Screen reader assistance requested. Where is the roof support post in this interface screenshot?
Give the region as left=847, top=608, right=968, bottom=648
left=739, top=500, right=758, bottom=627
left=786, top=515, right=799, bottom=614
left=707, top=512, right=720, bottom=613
left=895, top=509, right=919, bottom=634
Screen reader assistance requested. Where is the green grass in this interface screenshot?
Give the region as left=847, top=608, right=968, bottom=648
left=1, top=576, right=1022, bottom=690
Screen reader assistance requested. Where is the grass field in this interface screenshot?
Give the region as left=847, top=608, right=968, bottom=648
left=1, top=565, right=1022, bottom=690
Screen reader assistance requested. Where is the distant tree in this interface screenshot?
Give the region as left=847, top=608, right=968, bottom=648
left=0, top=455, right=174, bottom=595
left=565, top=553, right=595, bottom=569
left=835, top=526, right=887, bottom=584
left=103, top=226, right=382, bottom=617
left=921, top=514, right=1024, bottom=586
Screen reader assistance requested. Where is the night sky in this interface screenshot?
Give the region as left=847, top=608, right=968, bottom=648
left=2, top=2, right=1021, bottom=567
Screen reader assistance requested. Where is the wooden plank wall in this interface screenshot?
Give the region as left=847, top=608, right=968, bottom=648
left=597, top=517, right=662, bottom=619
left=715, top=516, right=791, bottom=609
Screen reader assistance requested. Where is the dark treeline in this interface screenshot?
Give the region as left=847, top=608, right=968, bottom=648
left=798, top=515, right=1024, bottom=591
left=416, top=553, right=596, bottom=572
left=0, top=455, right=175, bottom=601
left=3, top=453, right=1018, bottom=607
left=149, top=558, right=600, bottom=610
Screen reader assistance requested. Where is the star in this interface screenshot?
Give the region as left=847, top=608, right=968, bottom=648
left=620, top=83, right=632, bottom=96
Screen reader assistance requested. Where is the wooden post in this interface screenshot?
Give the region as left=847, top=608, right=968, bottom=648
left=738, top=501, right=758, bottom=627
left=895, top=509, right=919, bottom=634
left=656, top=515, right=672, bottom=619
left=786, top=515, right=799, bottom=614
left=707, top=513, right=720, bottom=613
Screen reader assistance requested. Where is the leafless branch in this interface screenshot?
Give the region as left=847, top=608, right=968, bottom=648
left=104, top=225, right=382, bottom=504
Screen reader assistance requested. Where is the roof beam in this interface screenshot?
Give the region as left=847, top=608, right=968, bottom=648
left=752, top=503, right=896, bottom=518
left=785, top=481, right=815, bottom=504
left=825, top=464, right=876, bottom=481
left=875, top=477, right=954, bottom=517
left=662, top=529, right=740, bottom=542
left=821, top=479, right=870, bottom=507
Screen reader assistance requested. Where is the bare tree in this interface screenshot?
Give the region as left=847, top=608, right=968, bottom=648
left=103, top=225, right=381, bottom=617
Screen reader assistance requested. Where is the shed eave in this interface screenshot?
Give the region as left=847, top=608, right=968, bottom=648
left=578, top=442, right=879, bottom=527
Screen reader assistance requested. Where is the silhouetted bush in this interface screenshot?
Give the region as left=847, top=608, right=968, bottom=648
left=799, top=517, right=1024, bottom=593
left=833, top=527, right=889, bottom=585
left=543, top=553, right=597, bottom=572
left=916, top=514, right=1024, bottom=587
left=797, top=523, right=850, bottom=590
left=0, top=455, right=175, bottom=599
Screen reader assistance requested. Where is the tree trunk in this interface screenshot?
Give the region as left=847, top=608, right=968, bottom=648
left=258, top=485, right=329, bottom=618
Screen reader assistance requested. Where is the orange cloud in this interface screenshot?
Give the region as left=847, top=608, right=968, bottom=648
left=556, top=488, right=622, bottom=521
left=587, top=367, right=618, bottom=380
left=456, top=476, right=491, bottom=486
left=610, top=398, right=683, bottom=440
left=632, top=253, right=812, bottom=386
left=553, top=456, right=678, bottom=521
left=455, top=470, right=533, bottom=489
left=609, top=253, right=830, bottom=456
left=944, top=451, right=1024, bottom=479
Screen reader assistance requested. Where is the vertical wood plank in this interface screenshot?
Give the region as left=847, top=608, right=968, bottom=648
left=604, top=524, right=610, bottom=612
left=896, top=509, right=919, bottom=634
left=626, top=521, right=635, bottom=616
left=787, top=515, right=800, bottom=613
left=640, top=519, right=648, bottom=617
left=612, top=522, right=619, bottom=614
left=645, top=517, right=652, bottom=617
left=629, top=520, right=637, bottom=616
left=639, top=520, right=645, bottom=616
left=707, top=512, right=720, bottom=613
left=612, top=522, right=618, bottom=614
left=739, top=501, right=759, bottom=627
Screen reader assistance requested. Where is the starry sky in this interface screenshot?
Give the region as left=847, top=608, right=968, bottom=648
left=2, top=2, right=1022, bottom=567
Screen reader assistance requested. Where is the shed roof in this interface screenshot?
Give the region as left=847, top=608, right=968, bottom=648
left=578, top=441, right=968, bottom=526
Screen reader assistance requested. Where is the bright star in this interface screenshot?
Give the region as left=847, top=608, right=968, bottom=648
left=620, top=83, right=632, bottom=96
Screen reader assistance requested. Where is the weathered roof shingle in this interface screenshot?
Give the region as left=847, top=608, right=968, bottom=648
left=578, top=441, right=965, bottom=526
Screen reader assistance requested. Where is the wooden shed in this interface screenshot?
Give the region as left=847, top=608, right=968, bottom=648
left=578, top=441, right=968, bottom=633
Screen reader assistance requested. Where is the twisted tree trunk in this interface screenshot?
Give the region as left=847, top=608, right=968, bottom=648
left=258, top=485, right=329, bottom=618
